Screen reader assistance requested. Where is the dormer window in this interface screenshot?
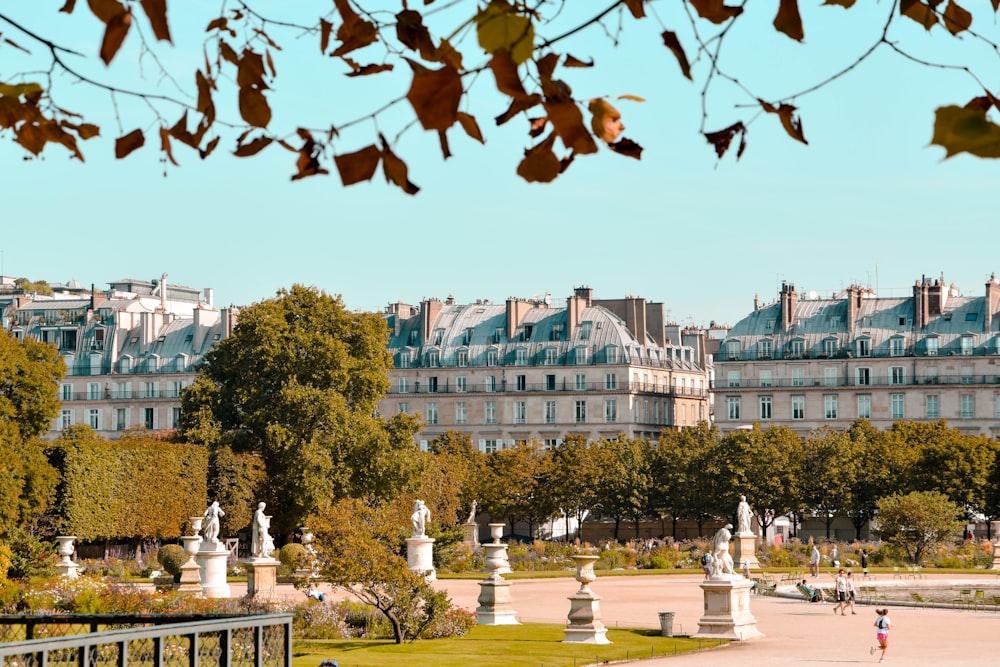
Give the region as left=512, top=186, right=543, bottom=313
left=408, top=330, right=419, bottom=346
left=580, top=321, right=592, bottom=340
left=463, top=328, right=474, bottom=345
left=757, top=339, right=772, bottom=359
left=426, top=350, right=440, bottom=367
left=856, top=337, right=871, bottom=358
left=960, top=335, right=974, bottom=356
left=822, top=338, right=837, bottom=357
left=725, top=340, right=741, bottom=361
left=551, top=323, right=564, bottom=341
left=456, top=349, right=469, bottom=367
left=397, top=351, right=411, bottom=368
left=889, top=336, right=904, bottom=357
left=486, top=347, right=499, bottom=366
left=788, top=338, right=804, bottom=357
left=514, top=347, right=528, bottom=365
left=432, top=328, right=444, bottom=345
left=925, top=336, right=939, bottom=356
left=522, top=325, right=533, bottom=342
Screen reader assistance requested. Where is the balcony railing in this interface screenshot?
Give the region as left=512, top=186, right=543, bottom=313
left=61, top=389, right=184, bottom=401
left=711, top=374, right=1000, bottom=390
left=0, top=613, right=292, bottom=667
left=388, top=380, right=707, bottom=398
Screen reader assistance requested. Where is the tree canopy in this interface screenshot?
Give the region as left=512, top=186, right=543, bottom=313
left=3, top=1, right=999, bottom=191
left=179, top=284, right=422, bottom=533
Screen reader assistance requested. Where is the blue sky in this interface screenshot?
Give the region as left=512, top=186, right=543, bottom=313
left=2, top=2, right=999, bottom=327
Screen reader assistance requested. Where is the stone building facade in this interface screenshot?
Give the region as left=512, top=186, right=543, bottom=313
left=380, top=287, right=711, bottom=451
left=715, top=274, right=1000, bottom=437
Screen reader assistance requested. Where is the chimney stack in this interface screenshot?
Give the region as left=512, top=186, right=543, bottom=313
left=780, top=282, right=798, bottom=332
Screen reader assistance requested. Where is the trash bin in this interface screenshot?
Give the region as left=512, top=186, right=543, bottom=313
left=658, top=611, right=675, bottom=637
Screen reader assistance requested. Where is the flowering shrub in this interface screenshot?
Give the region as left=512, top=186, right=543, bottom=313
left=419, top=604, right=477, bottom=639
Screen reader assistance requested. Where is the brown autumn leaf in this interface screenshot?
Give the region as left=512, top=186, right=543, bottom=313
left=821, top=0, right=856, bottom=6
left=140, top=0, right=171, bottom=42
left=60, top=0, right=77, bottom=13
left=233, top=136, right=273, bottom=157
left=345, top=63, right=395, bottom=77
left=88, top=0, right=124, bottom=24
left=76, top=123, right=100, bottom=139
left=609, top=137, right=643, bottom=160
left=334, top=144, right=381, bottom=185
left=900, top=0, right=938, bottom=30
left=544, top=98, right=598, bottom=155
left=239, top=86, right=272, bottom=128
left=993, top=0, right=1000, bottom=11
left=115, top=128, right=145, bottom=158
left=528, top=116, right=547, bottom=138
left=495, top=94, right=542, bottom=125
left=457, top=112, right=485, bottom=144
left=332, top=0, right=378, bottom=56
left=434, top=38, right=464, bottom=71
left=159, top=126, right=178, bottom=166
left=516, top=131, right=560, bottom=183
left=219, top=41, right=239, bottom=66
left=2, top=36, right=30, bottom=54
left=197, top=136, right=218, bottom=159
left=624, top=0, right=646, bottom=18
left=405, top=60, right=462, bottom=132
left=774, top=0, right=804, bottom=42
left=661, top=31, right=692, bottom=80
left=588, top=98, right=624, bottom=143
left=380, top=137, right=420, bottom=195
left=704, top=121, right=747, bottom=159
left=291, top=137, right=329, bottom=181
left=942, top=0, right=972, bottom=35
left=396, top=9, right=437, bottom=60
left=438, top=130, right=451, bottom=159
left=931, top=105, right=1000, bottom=158
left=537, top=52, right=560, bottom=83
left=488, top=49, right=531, bottom=100
left=319, top=19, right=333, bottom=54
left=759, top=100, right=807, bottom=144
left=196, top=71, right=216, bottom=126
left=15, top=122, right=46, bottom=155
left=563, top=54, right=593, bottom=68
left=100, top=10, right=132, bottom=65
left=237, top=49, right=268, bottom=88
left=689, top=0, right=743, bottom=24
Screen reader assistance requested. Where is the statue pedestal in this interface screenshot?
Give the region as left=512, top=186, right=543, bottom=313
left=177, top=535, right=203, bottom=594
left=562, top=555, right=610, bottom=644
left=463, top=522, right=480, bottom=549
left=406, top=537, right=436, bottom=581
left=733, top=533, right=760, bottom=570
left=196, top=540, right=232, bottom=598
left=692, top=576, right=764, bottom=641
left=991, top=542, right=1000, bottom=570
left=245, top=558, right=279, bottom=599
left=55, top=536, right=79, bottom=579
left=476, top=576, right=520, bottom=625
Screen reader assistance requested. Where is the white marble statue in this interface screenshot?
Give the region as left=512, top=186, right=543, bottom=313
left=202, top=501, right=225, bottom=544
left=465, top=500, right=478, bottom=524
left=252, top=502, right=275, bottom=558
left=736, top=495, right=753, bottom=535
left=711, top=523, right=735, bottom=577
left=411, top=499, right=431, bottom=538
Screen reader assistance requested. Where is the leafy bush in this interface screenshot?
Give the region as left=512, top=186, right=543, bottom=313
left=157, top=544, right=188, bottom=578
left=278, top=543, right=309, bottom=573
left=3, top=530, right=55, bottom=580
left=419, top=604, right=477, bottom=639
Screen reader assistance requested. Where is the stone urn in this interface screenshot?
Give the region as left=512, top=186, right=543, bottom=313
left=55, top=536, right=79, bottom=579
left=483, top=543, right=509, bottom=579
left=189, top=516, right=204, bottom=537
left=300, top=527, right=315, bottom=553
left=488, top=523, right=505, bottom=543
left=571, top=554, right=599, bottom=595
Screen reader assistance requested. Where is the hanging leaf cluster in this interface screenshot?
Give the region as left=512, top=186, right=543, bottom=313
left=1, top=0, right=999, bottom=190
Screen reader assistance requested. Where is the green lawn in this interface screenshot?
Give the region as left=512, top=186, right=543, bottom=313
left=292, top=623, right=720, bottom=667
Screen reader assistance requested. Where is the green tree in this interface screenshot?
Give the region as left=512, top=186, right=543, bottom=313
left=903, top=420, right=998, bottom=517
left=4, top=3, right=998, bottom=186
left=207, top=446, right=268, bottom=534
left=592, top=437, right=651, bottom=541
left=875, top=491, right=963, bottom=565
left=549, top=434, right=602, bottom=541
left=310, top=497, right=454, bottom=644
left=180, top=285, right=422, bottom=533
left=800, top=426, right=862, bottom=539
left=652, top=423, right=716, bottom=539
left=478, top=441, right=555, bottom=539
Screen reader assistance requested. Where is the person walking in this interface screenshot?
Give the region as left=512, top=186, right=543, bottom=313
left=845, top=571, right=858, bottom=614
left=833, top=569, right=848, bottom=615
left=860, top=549, right=869, bottom=577
left=871, top=607, right=892, bottom=662
left=809, top=544, right=821, bottom=577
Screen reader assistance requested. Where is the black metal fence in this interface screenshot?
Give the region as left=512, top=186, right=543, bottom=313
left=0, top=614, right=292, bottom=667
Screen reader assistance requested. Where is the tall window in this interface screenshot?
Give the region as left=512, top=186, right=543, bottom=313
left=398, top=377, right=409, bottom=393
left=822, top=338, right=837, bottom=356
left=856, top=338, right=870, bottom=357
left=890, top=338, right=904, bottom=357
left=580, top=322, right=592, bottom=339
left=791, top=367, right=805, bottom=387
left=398, top=402, right=409, bottom=414
left=516, top=374, right=527, bottom=391
left=926, top=337, right=939, bottom=356
left=855, top=368, right=871, bottom=386
left=426, top=402, right=438, bottom=425
left=890, top=394, right=905, bottom=419
left=926, top=395, right=939, bottom=419
left=604, top=399, right=617, bottom=423
left=426, top=350, right=440, bottom=367
left=515, top=348, right=528, bottom=365
left=171, top=407, right=181, bottom=428
left=889, top=366, right=905, bottom=385
left=727, top=370, right=741, bottom=387
left=544, top=348, right=558, bottom=365
left=485, top=401, right=496, bottom=424
left=546, top=374, right=556, bottom=391
left=961, top=394, right=975, bottom=418
left=574, top=347, right=589, bottom=365
left=791, top=395, right=805, bottom=420
left=486, top=348, right=499, bottom=366
left=457, top=350, right=468, bottom=367
left=961, top=366, right=974, bottom=384
left=144, top=407, right=154, bottom=429
left=484, top=375, right=497, bottom=392
left=823, top=367, right=837, bottom=386
left=455, top=402, right=466, bottom=424
left=88, top=409, right=101, bottom=429
left=87, top=382, right=100, bottom=400
left=960, top=336, right=974, bottom=356
left=759, top=370, right=773, bottom=388
left=759, top=396, right=772, bottom=420
left=116, top=408, right=127, bottom=430
left=427, top=376, right=438, bottom=393
left=574, top=400, right=587, bottom=423
left=61, top=409, right=72, bottom=429
left=551, top=323, right=564, bottom=341
left=60, top=384, right=73, bottom=400
left=727, top=396, right=741, bottom=420
left=575, top=373, right=587, bottom=391
left=996, top=394, right=1000, bottom=418
left=857, top=395, right=871, bottom=419
left=824, top=395, right=838, bottom=420
left=514, top=401, right=526, bottom=424
left=605, top=373, right=617, bottom=390
left=456, top=376, right=467, bottom=392
left=726, top=340, right=741, bottom=360
left=143, top=382, right=156, bottom=398
left=758, top=339, right=772, bottom=358
left=789, top=339, right=804, bottom=357
left=544, top=400, right=556, bottom=424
